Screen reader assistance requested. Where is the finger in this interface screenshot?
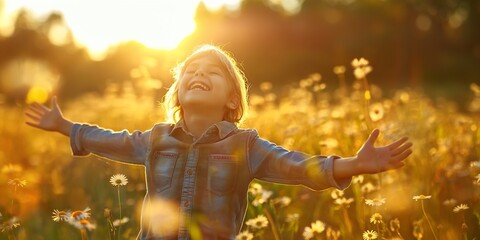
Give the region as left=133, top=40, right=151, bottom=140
left=391, top=142, right=413, bottom=157
left=25, top=112, right=41, bottom=122
left=391, top=149, right=413, bottom=162
left=366, top=129, right=380, bottom=146
left=51, top=96, right=57, bottom=108
left=386, top=136, right=409, bottom=150
left=30, top=102, right=50, bottom=112
left=26, top=106, right=44, bottom=116
left=25, top=121, right=41, bottom=128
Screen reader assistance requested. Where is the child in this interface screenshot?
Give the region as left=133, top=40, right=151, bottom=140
left=25, top=44, right=413, bottom=240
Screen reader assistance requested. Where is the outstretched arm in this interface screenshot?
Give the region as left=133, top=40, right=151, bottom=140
left=333, top=129, right=413, bottom=179
left=24, top=96, right=151, bottom=165
left=24, top=96, right=73, bottom=136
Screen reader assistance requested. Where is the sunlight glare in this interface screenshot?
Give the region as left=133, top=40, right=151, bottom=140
left=2, top=0, right=230, bottom=57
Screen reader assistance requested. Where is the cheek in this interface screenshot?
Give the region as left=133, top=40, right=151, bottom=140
left=177, top=78, right=189, bottom=93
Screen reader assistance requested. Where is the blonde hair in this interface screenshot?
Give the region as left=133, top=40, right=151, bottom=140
left=163, top=44, right=249, bottom=125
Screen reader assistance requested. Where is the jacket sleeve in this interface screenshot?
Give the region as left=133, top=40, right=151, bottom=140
left=70, top=123, right=151, bottom=165
left=247, top=130, right=351, bottom=191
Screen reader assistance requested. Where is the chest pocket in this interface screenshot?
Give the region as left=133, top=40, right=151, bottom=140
left=207, top=154, right=238, bottom=195
left=151, top=151, right=178, bottom=192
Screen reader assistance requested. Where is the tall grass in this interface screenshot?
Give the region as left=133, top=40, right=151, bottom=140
left=0, top=65, right=479, bottom=239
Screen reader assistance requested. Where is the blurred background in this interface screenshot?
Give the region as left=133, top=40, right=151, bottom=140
left=0, top=0, right=479, bottom=107
left=1, top=0, right=479, bottom=239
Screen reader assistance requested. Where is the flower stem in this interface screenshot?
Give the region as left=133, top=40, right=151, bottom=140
left=342, top=207, right=353, bottom=239
left=108, top=218, right=116, bottom=240
left=80, top=229, right=88, bottom=240
left=10, top=187, right=17, bottom=215
left=7, top=229, right=16, bottom=240
left=262, top=205, right=280, bottom=240
left=117, top=186, right=122, bottom=240
left=421, top=201, right=438, bottom=240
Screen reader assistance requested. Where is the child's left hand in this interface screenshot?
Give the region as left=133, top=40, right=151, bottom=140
left=355, top=129, right=413, bottom=174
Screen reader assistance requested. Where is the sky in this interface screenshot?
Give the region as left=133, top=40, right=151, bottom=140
left=0, top=0, right=241, bottom=57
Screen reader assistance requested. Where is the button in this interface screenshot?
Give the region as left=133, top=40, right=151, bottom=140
left=187, top=169, right=193, bottom=175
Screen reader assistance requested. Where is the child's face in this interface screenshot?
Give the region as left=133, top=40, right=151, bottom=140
left=177, top=55, right=235, bottom=114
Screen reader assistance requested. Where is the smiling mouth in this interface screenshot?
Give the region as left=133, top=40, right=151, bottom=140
left=188, top=81, right=211, bottom=91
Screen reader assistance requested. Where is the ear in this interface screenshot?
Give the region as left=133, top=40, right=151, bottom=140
left=226, top=96, right=239, bottom=110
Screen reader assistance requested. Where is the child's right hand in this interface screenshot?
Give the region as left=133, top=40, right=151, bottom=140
left=25, top=96, right=73, bottom=136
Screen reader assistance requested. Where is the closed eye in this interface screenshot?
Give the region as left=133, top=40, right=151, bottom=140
left=184, top=66, right=196, bottom=74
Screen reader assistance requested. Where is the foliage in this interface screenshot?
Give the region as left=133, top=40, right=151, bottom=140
left=1, top=62, right=479, bottom=239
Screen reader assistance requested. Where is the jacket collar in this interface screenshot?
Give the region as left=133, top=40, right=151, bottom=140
left=169, top=119, right=237, bottom=140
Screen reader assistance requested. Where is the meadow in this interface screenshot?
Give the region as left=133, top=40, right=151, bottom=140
left=0, top=59, right=479, bottom=240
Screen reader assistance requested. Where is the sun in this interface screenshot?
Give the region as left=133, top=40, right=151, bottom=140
left=2, top=0, right=241, bottom=58
left=64, top=1, right=200, bottom=52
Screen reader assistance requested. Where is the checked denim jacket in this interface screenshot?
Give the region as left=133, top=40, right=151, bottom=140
left=70, top=120, right=351, bottom=240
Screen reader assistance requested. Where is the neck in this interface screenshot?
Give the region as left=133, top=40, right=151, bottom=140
left=182, top=108, right=224, bottom=137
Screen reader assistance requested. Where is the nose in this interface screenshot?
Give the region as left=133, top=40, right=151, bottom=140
left=194, top=69, right=205, bottom=77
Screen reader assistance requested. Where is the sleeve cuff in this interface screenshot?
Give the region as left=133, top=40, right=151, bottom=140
left=325, top=155, right=352, bottom=190
left=70, top=123, right=89, bottom=156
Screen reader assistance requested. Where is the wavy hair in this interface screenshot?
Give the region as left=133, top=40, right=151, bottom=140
left=163, top=44, right=249, bottom=126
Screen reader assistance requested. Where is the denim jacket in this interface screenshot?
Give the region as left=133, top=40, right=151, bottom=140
left=70, top=120, right=351, bottom=240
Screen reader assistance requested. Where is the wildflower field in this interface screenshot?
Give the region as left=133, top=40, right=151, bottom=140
left=1, top=60, right=479, bottom=240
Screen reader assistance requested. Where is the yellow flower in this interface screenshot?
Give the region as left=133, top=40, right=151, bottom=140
left=52, top=209, right=70, bottom=222
left=413, top=195, right=432, bottom=201
left=443, top=198, right=457, bottom=206
left=110, top=174, right=128, bottom=186
left=286, top=213, right=299, bottom=223
left=351, top=58, right=370, bottom=68
left=330, top=189, right=344, bottom=199
left=235, top=230, right=253, bottom=240
left=313, top=83, right=326, bottom=92
left=311, top=220, right=325, bottom=233
left=471, top=82, right=480, bottom=96
left=354, top=67, right=370, bottom=79
left=361, top=182, right=377, bottom=193
left=453, top=204, right=469, bottom=213
left=352, top=175, right=364, bottom=184
left=309, top=73, right=322, bottom=82
left=271, top=196, right=291, bottom=207
left=1, top=164, right=23, bottom=177
left=1, top=217, right=20, bottom=232
left=326, top=227, right=341, bottom=239
left=112, top=217, right=129, bottom=227
left=333, top=65, right=346, bottom=75
left=300, top=78, right=314, bottom=88
left=474, top=174, right=480, bottom=186
left=389, top=218, right=401, bottom=232
left=8, top=178, right=27, bottom=188
left=369, top=103, right=384, bottom=122
left=251, top=189, right=272, bottom=207
left=71, top=207, right=91, bottom=221
left=259, top=82, right=272, bottom=92
left=362, top=230, right=378, bottom=240
left=303, top=227, right=314, bottom=240
left=248, top=183, right=263, bottom=196
left=303, top=220, right=325, bottom=240
left=413, top=220, right=424, bottom=239
left=71, top=219, right=96, bottom=231
left=370, top=213, right=383, bottom=224
left=245, top=215, right=268, bottom=230
left=334, top=197, right=354, bottom=207
left=365, top=197, right=386, bottom=207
